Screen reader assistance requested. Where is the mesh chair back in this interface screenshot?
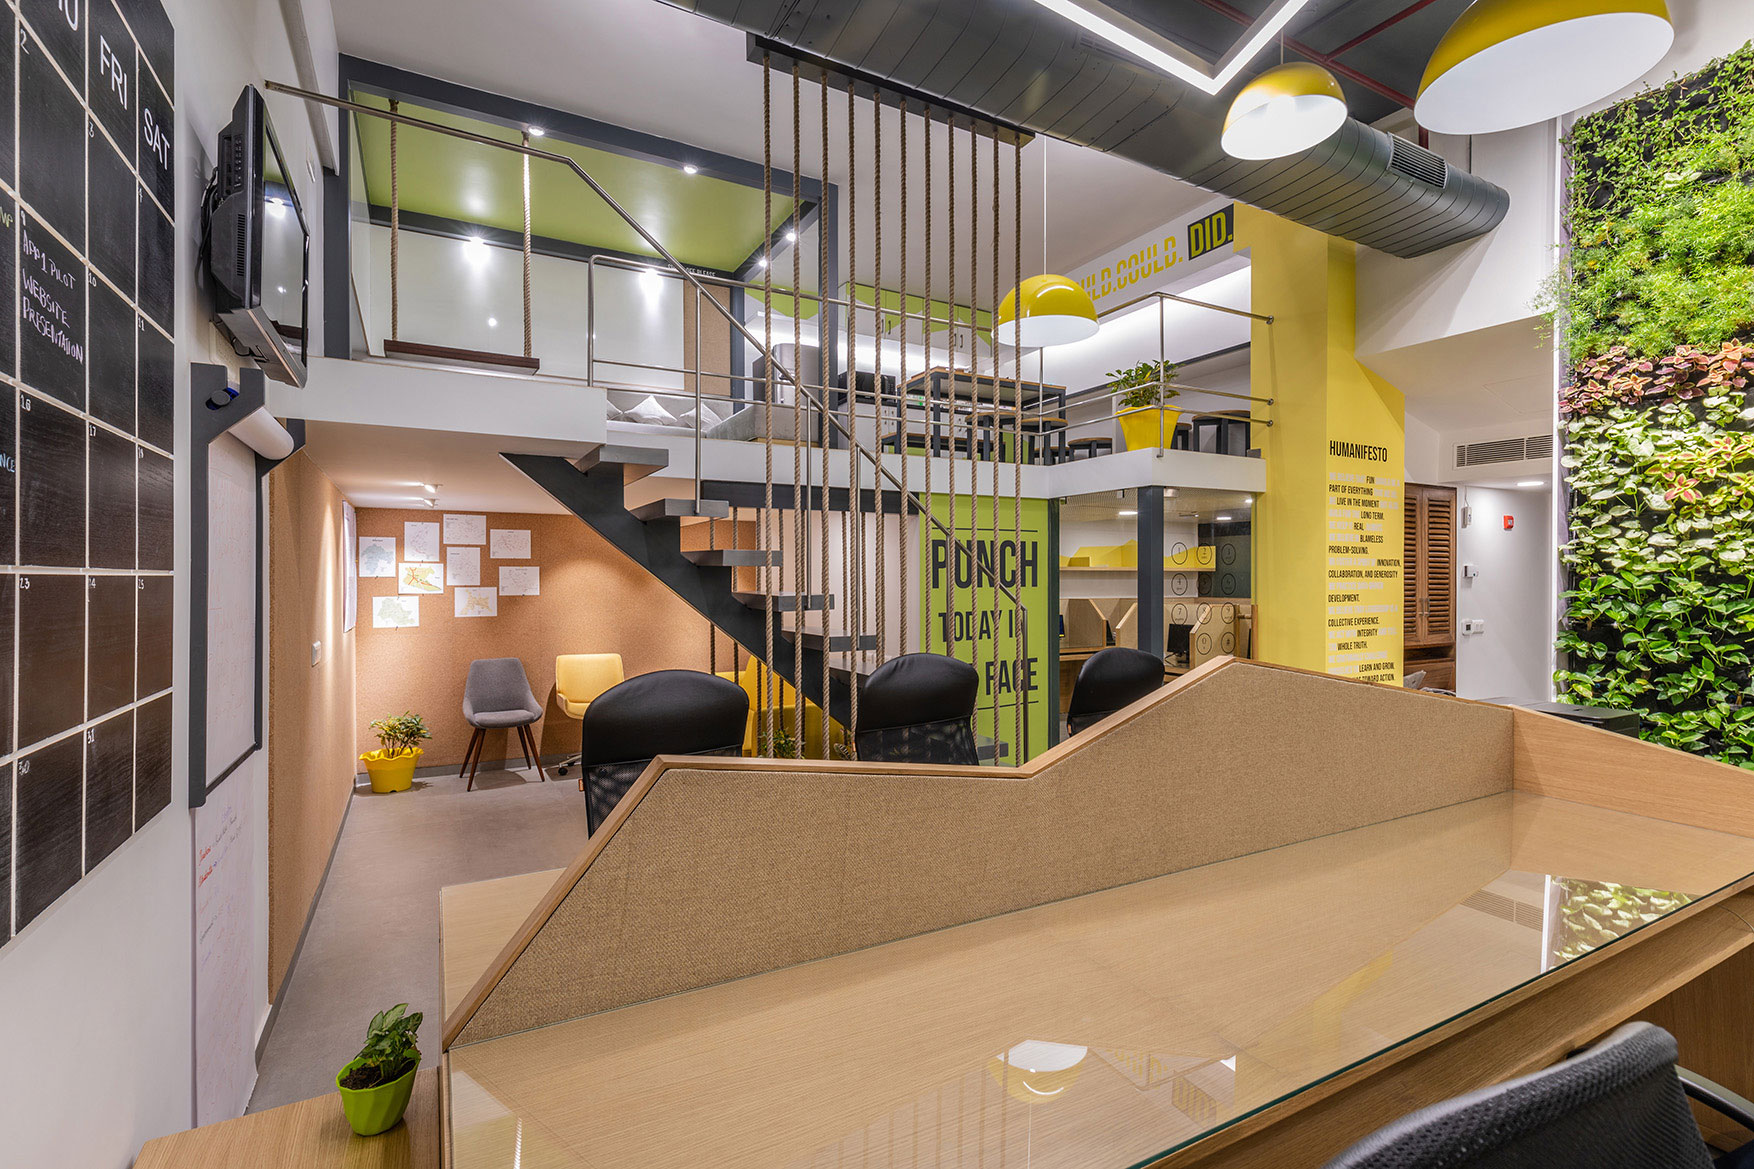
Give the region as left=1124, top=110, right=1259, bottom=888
left=580, top=670, right=748, bottom=832
left=1323, top=1022, right=1712, bottom=1169
left=1066, top=647, right=1164, bottom=735
left=855, top=653, right=979, bottom=765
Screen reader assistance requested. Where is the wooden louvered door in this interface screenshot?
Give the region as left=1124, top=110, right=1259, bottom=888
left=1405, top=484, right=1458, bottom=649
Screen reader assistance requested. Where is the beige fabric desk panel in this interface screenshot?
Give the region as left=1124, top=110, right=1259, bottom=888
left=444, top=794, right=1754, bottom=1169
left=450, top=660, right=1514, bottom=1046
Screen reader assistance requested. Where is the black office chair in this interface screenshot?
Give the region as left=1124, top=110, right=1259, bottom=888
left=855, top=653, right=979, bottom=765
left=577, top=670, right=749, bottom=833
left=1065, top=647, right=1164, bottom=735
left=1323, top=1022, right=1754, bottom=1169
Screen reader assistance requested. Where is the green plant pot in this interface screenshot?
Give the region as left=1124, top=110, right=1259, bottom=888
left=336, top=1059, right=418, bottom=1136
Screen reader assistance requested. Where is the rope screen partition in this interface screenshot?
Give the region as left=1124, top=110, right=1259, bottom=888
left=388, top=98, right=400, bottom=343
left=1013, top=135, right=1026, bottom=756
left=521, top=130, right=533, bottom=359
left=872, top=92, right=886, bottom=675
left=791, top=61, right=806, bottom=753
left=845, top=77, right=860, bottom=748
left=897, top=99, right=909, bottom=655
left=761, top=54, right=777, bottom=754
left=818, top=67, right=833, bottom=759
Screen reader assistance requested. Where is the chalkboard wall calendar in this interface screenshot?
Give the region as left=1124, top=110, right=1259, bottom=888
left=2, top=0, right=176, bottom=946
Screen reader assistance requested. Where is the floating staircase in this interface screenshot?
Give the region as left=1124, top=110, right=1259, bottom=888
left=505, top=444, right=871, bottom=726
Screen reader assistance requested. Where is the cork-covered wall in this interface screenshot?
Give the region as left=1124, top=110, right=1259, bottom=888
left=355, top=510, right=751, bottom=769
left=266, top=453, right=359, bottom=998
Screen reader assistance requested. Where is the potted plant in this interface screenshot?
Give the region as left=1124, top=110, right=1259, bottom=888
left=1110, top=360, right=1182, bottom=450
left=336, top=1004, right=423, bottom=1136
left=360, top=712, right=430, bottom=793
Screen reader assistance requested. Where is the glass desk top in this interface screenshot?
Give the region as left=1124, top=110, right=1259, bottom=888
left=445, top=793, right=1754, bottom=1168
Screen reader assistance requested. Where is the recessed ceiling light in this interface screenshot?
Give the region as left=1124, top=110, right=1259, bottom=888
left=276, top=286, right=286, bottom=294
left=487, top=316, right=498, bottom=328
left=1518, top=480, right=1546, bottom=488
left=1023, top=0, right=1317, bottom=96
left=1118, top=509, right=1138, bottom=517
left=682, top=164, right=699, bottom=175
left=1244, top=496, right=1253, bottom=505
left=785, top=229, right=797, bottom=243
left=756, top=256, right=769, bottom=268
left=527, top=126, right=546, bottom=137
left=1218, top=515, right=1233, bottom=522
left=423, top=483, right=440, bottom=494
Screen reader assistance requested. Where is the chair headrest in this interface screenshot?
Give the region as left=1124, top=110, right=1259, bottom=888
left=1066, top=647, right=1164, bottom=719
left=859, top=653, right=978, bottom=733
left=583, top=670, right=749, bottom=764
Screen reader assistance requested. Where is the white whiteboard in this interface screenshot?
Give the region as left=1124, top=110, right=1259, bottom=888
left=194, top=773, right=261, bottom=1123
left=206, top=435, right=259, bottom=782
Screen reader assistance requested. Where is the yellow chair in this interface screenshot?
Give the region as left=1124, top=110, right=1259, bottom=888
left=555, top=653, right=625, bottom=776
left=716, top=658, right=838, bottom=757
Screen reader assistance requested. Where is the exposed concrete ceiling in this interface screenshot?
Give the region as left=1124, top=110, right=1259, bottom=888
left=1362, top=317, right=1555, bottom=433
left=330, top=0, right=1211, bottom=292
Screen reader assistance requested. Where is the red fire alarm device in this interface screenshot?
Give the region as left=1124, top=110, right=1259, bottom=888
left=1503, top=515, right=1515, bottom=531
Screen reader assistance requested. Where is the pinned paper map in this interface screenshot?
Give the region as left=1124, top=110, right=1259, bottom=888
left=404, top=522, right=441, bottom=562
left=358, top=536, right=396, bottom=578
left=490, top=528, right=531, bottom=559
left=372, top=596, right=419, bottom=628
left=398, top=562, right=444, bottom=594
left=499, top=566, right=540, bottom=596
left=443, top=513, right=486, bottom=545
left=447, top=546, right=481, bottom=587
left=455, top=587, right=499, bottom=618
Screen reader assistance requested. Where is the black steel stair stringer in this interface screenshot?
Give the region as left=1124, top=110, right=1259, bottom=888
left=502, top=453, right=853, bottom=729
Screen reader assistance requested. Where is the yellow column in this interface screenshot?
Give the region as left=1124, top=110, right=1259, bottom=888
left=1241, top=207, right=1405, bottom=682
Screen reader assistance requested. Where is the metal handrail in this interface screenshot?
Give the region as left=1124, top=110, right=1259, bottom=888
left=267, top=81, right=1032, bottom=654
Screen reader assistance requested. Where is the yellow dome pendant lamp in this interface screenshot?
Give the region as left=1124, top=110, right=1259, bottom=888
left=995, top=273, right=1099, bottom=348
left=1415, top=0, right=1674, bottom=135
left=1221, top=62, right=1349, bottom=160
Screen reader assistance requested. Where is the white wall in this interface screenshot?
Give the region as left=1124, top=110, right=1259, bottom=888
left=0, top=0, right=335, bottom=1165
left=1405, top=413, right=1442, bottom=485
left=1455, top=487, right=1554, bottom=702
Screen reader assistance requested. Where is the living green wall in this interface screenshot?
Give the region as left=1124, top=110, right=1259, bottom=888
left=1553, top=44, right=1754, bottom=763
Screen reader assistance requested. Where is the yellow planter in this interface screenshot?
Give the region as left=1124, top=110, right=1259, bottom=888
left=360, top=748, right=422, bottom=793
left=1118, top=407, right=1182, bottom=451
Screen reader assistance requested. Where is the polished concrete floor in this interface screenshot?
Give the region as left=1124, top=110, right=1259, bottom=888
left=249, top=762, right=591, bottom=1111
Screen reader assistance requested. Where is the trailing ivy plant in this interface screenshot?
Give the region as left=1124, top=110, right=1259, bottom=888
left=1555, top=42, right=1754, bottom=767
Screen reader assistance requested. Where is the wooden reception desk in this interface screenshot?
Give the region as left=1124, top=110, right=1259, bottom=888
left=431, top=658, right=1754, bottom=1168
left=139, top=658, right=1754, bottom=1166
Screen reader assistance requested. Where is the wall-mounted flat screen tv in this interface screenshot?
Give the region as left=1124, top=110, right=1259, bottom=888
left=206, top=86, right=309, bottom=386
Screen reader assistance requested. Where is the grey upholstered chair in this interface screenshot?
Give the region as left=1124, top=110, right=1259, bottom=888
left=460, top=657, right=546, bottom=789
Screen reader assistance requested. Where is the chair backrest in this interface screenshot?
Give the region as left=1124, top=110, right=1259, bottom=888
left=1066, top=646, right=1164, bottom=735
left=579, top=670, right=749, bottom=832
left=463, top=657, right=540, bottom=719
left=855, top=653, right=979, bottom=765
left=555, top=653, right=625, bottom=707
left=1322, top=1022, right=1712, bottom=1169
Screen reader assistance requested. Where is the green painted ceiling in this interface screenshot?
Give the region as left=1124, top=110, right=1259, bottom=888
left=351, top=92, right=797, bottom=273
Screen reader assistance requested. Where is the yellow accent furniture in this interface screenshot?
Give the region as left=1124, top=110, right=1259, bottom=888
left=555, top=654, right=625, bottom=774
left=716, top=658, right=837, bottom=757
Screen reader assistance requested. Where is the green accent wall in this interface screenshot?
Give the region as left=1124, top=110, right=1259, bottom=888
left=351, top=93, right=798, bottom=273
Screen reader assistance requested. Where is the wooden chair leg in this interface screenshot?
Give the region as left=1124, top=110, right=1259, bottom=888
left=467, top=731, right=486, bottom=790
left=515, top=724, right=535, bottom=773
left=525, top=725, right=548, bottom=782
left=459, top=728, right=483, bottom=782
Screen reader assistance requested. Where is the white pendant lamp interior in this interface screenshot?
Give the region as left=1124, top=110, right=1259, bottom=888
left=1416, top=0, right=1674, bottom=135
left=1222, top=60, right=1348, bottom=160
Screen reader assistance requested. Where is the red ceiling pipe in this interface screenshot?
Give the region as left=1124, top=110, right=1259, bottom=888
left=1190, top=0, right=1416, bottom=109
left=1326, top=0, right=1448, bottom=59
